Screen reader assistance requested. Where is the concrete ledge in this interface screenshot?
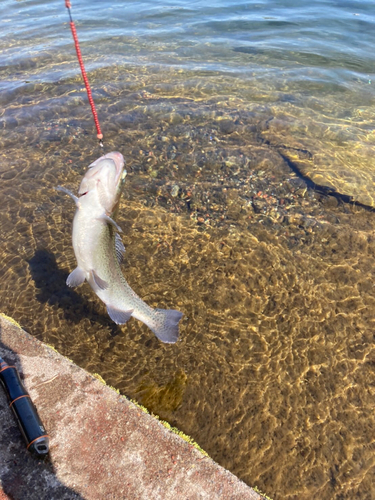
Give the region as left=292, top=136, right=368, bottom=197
left=0, top=314, right=264, bottom=500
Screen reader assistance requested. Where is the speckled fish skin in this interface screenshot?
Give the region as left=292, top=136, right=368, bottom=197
left=56, top=151, right=183, bottom=343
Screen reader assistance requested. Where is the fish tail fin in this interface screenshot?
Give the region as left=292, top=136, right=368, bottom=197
left=151, top=309, right=183, bottom=344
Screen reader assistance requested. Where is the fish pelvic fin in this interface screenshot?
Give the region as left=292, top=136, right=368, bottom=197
left=151, top=309, right=183, bottom=344
left=67, top=267, right=86, bottom=287
left=91, top=270, right=109, bottom=290
left=106, top=305, right=134, bottom=324
left=55, top=186, right=79, bottom=205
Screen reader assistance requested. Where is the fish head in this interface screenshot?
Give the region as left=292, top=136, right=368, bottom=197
left=78, top=152, right=126, bottom=214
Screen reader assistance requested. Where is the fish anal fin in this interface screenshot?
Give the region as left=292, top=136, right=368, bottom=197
left=91, top=270, right=109, bottom=290
left=106, top=305, right=134, bottom=325
left=66, top=267, right=86, bottom=287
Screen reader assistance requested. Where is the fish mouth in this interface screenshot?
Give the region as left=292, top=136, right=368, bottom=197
left=79, top=151, right=125, bottom=196
left=89, top=151, right=125, bottom=184
left=104, top=151, right=124, bottom=177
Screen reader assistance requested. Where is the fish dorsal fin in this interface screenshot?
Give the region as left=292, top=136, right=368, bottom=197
left=115, top=233, right=125, bottom=264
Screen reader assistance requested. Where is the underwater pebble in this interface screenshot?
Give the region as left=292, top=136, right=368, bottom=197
left=171, top=184, right=180, bottom=197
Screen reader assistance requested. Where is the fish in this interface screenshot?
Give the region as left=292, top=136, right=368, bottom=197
left=56, top=151, right=183, bottom=343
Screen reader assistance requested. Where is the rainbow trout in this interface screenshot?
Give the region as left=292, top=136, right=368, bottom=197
left=56, top=151, right=182, bottom=343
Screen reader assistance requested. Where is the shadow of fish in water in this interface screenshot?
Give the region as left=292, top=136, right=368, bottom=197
left=28, top=249, right=122, bottom=335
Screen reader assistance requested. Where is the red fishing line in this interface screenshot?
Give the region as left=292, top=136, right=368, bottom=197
left=65, top=1, right=103, bottom=146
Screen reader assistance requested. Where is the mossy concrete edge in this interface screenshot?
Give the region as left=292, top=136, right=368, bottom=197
left=0, top=313, right=209, bottom=458
left=0, top=312, right=269, bottom=500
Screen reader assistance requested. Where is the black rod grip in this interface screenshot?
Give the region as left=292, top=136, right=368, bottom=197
left=0, top=360, right=49, bottom=455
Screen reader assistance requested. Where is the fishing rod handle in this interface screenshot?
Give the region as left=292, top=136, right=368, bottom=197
left=0, top=361, right=49, bottom=455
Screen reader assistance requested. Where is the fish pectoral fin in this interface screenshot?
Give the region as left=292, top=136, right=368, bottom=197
left=55, top=186, right=79, bottom=206
left=106, top=305, right=134, bottom=325
left=91, top=270, right=109, bottom=290
left=115, top=233, right=125, bottom=264
left=66, top=267, right=86, bottom=287
left=97, top=213, right=123, bottom=233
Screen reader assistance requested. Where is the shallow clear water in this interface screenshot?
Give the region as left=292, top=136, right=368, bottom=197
left=1, top=1, right=375, bottom=498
